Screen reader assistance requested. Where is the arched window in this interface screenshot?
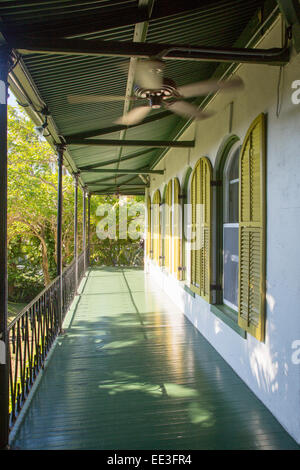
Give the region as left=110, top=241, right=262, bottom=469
left=173, top=178, right=181, bottom=279
left=180, top=167, right=192, bottom=281
left=223, top=145, right=240, bottom=310
left=152, top=189, right=161, bottom=265
left=146, top=196, right=151, bottom=257
left=190, top=157, right=212, bottom=301
left=164, top=180, right=172, bottom=272
left=214, top=136, right=240, bottom=315
left=214, top=115, right=266, bottom=342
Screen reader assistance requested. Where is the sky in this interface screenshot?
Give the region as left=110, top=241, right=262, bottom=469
left=8, top=88, right=50, bottom=144
left=8, top=90, right=18, bottom=107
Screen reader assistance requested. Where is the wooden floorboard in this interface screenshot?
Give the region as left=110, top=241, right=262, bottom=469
left=11, top=268, right=299, bottom=450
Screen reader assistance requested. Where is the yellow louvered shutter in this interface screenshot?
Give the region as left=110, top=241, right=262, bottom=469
left=152, top=190, right=161, bottom=265
left=164, top=180, right=172, bottom=272
left=238, top=113, right=266, bottom=341
left=146, top=196, right=151, bottom=257
left=173, top=178, right=181, bottom=280
left=190, top=158, right=212, bottom=301
left=191, top=162, right=198, bottom=291
left=191, top=162, right=200, bottom=292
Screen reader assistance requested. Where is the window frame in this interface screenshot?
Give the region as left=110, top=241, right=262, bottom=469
left=173, top=177, right=181, bottom=280
left=222, top=144, right=240, bottom=311
left=212, top=136, right=247, bottom=338
left=164, top=180, right=173, bottom=272
left=189, top=157, right=212, bottom=302
left=152, top=189, right=162, bottom=266
left=180, top=167, right=192, bottom=281
left=146, top=195, right=152, bottom=258
left=215, top=137, right=241, bottom=308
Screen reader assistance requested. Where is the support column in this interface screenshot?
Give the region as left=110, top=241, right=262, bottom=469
left=87, top=193, right=91, bottom=267
left=56, top=144, right=65, bottom=331
left=0, top=47, right=10, bottom=449
left=82, top=188, right=87, bottom=273
left=74, top=173, right=79, bottom=290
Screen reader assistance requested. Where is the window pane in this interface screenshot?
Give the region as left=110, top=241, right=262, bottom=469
left=228, top=148, right=239, bottom=180
left=229, top=181, right=239, bottom=223
left=223, top=225, right=239, bottom=310
left=224, top=146, right=240, bottom=224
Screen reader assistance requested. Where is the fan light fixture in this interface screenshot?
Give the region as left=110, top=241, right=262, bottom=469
left=34, top=121, right=47, bottom=137
left=35, top=108, right=50, bottom=136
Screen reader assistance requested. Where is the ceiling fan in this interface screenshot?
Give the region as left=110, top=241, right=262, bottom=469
left=67, top=59, right=244, bottom=126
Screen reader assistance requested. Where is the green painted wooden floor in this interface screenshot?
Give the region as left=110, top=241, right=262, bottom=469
left=12, top=268, right=299, bottom=450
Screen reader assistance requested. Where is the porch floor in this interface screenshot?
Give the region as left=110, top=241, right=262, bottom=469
left=11, top=268, right=299, bottom=450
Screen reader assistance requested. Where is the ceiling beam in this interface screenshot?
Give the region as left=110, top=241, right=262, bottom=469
left=92, top=192, right=145, bottom=196
left=66, top=139, right=195, bottom=148
left=64, top=110, right=172, bottom=140
left=6, top=36, right=290, bottom=65
left=78, top=148, right=154, bottom=171
left=85, top=173, right=145, bottom=187
left=90, top=184, right=148, bottom=193
left=84, top=175, right=131, bottom=185
left=0, top=0, right=224, bottom=39
left=88, top=183, right=148, bottom=188
left=81, top=168, right=164, bottom=175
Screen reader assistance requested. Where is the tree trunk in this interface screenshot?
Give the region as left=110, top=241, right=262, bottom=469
left=40, top=238, right=51, bottom=286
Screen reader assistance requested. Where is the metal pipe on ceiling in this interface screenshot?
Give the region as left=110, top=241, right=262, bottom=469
left=81, top=168, right=164, bottom=174
left=66, top=139, right=195, bottom=148
left=7, top=36, right=290, bottom=65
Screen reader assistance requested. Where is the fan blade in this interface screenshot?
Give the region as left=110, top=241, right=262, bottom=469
left=134, top=60, right=164, bottom=89
left=178, top=76, right=244, bottom=98
left=67, top=94, right=136, bottom=104
left=115, top=106, right=151, bottom=125
left=167, top=101, right=214, bottom=120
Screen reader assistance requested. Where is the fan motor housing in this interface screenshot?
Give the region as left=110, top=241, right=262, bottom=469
left=134, top=77, right=180, bottom=108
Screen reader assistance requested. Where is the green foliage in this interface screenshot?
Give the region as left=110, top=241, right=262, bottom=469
left=8, top=105, right=78, bottom=300
left=7, top=105, right=144, bottom=304
left=8, top=235, right=44, bottom=302
left=89, top=195, right=145, bottom=267
left=8, top=302, right=28, bottom=325
left=90, top=240, right=144, bottom=267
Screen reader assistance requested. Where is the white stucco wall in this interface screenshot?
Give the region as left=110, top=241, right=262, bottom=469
left=146, top=17, right=300, bottom=443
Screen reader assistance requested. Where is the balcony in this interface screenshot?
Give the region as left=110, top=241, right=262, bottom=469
left=9, top=268, right=299, bottom=450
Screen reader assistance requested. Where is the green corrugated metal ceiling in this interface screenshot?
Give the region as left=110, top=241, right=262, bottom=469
left=0, top=0, right=277, bottom=194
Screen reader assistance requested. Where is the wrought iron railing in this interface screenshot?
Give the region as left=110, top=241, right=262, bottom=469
left=78, top=249, right=86, bottom=282
left=8, top=249, right=88, bottom=429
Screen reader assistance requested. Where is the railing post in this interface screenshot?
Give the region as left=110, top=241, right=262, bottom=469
left=87, top=193, right=91, bottom=267
left=74, top=173, right=79, bottom=291
left=0, top=46, right=10, bottom=450
left=56, top=143, right=65, bottom=331
left=82, top=187, right=87, bottom=273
